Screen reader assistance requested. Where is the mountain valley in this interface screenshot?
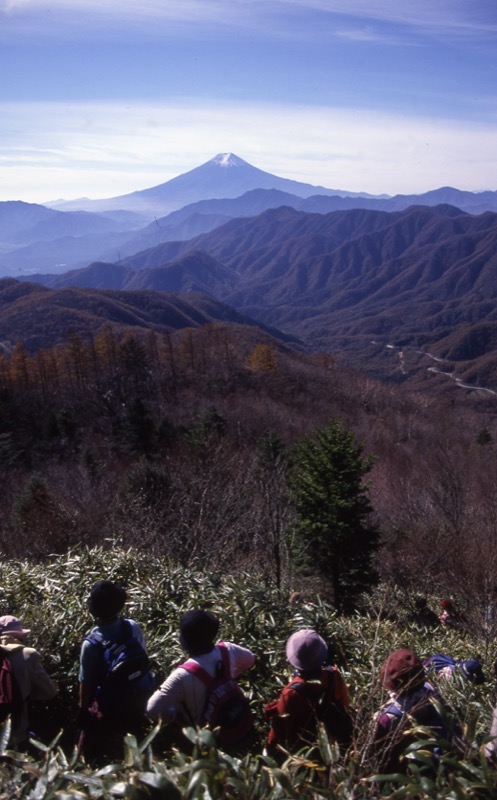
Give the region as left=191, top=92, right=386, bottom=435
left=1, top=153, right=496, bottom=398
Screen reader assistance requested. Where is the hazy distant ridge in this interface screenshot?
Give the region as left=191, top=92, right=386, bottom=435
left=1, top=153, right=496, bottom=277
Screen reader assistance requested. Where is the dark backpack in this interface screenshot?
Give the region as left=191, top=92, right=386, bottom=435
left=180, top=642, right=254, bottom=750
left=383, top=694, right=448, bottom=739
left=85, top=619, right=155, bottom=728
left=0, top=646, right=23, bottom=725
left=288, top=670, right=353, bottom=746
left=381, top=684, right=451, bottom=761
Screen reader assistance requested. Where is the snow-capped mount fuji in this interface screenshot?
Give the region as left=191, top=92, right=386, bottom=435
left=213, top=153, right=244, bottom=167
left=54, top=152, right=370, bottom=218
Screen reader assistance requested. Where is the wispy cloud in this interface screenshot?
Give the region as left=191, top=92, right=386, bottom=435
left=1, top=98, right=495, bottom=202
left=2, top=0, right=496, bottom=43
left=2, top=1, right=495, bottom=202
left=0, top=0, right=265, bottom=40
left=276, top=0, right=497, bottom=37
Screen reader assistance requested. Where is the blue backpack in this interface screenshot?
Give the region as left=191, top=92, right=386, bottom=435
left=424, top=654, right=485, bottom=684
left=85, top=619, right=155, bottom=727
left=381, top=684, right=450, bottom=766
left=383, top=686, right=449, bottom=740
left=424, top=654, right=457, bottom=674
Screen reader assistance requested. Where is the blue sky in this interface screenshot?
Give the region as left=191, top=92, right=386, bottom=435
left=1, top=0, right=496, bottom=203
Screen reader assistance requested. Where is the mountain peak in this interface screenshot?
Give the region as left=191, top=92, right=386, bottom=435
left=211, top=153, right=247, bottom=168
left=52, top=152, right=371, bottom=217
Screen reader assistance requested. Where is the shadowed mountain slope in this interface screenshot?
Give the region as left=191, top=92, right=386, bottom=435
left=10, top=203, right=497, bottom=391
left=0, top=278, right=297, bottom=353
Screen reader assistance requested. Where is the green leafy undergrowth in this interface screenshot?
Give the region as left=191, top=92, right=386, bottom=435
left=0, top=544, right=495, bottom=797
left=1, top=723, right=497, bottom=800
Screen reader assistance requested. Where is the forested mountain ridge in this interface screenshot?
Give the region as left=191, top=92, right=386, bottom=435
left=0, top=278, right=297, bottom=353
left=23, top=204, right=497, bottom=390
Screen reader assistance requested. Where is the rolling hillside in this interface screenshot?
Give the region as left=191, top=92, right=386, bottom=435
left=0, top=278, right=297, bottom=353
left=22, top=203, right=497, bottom=392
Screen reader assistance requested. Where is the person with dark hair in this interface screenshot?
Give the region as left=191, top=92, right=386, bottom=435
left=78, top=580, right=150, bottom=762
left=412, top=597, right=439, bottom=627
left=264, top=629, right=352, bottom=760
left=147, top=609, right=255, bottom=751
left=0, top=615, right=58, bottom=751
left=369, top=648, right=449, bottom=773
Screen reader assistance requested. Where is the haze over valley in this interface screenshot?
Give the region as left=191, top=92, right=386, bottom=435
left=0, top=153, right=495, bottom=399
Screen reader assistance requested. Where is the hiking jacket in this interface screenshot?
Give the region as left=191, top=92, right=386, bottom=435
left=371, top=683, right=445, bottom=773
left=1, top=636, right=58, bottom=747
left=266, top=666, right=351, bottom=755
left=147, top=641, right=255, bottom=726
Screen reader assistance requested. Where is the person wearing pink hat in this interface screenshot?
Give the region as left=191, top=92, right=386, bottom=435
left=264, top=629, right=351, bottom=760
left=0, top=615, right=58, bottom=750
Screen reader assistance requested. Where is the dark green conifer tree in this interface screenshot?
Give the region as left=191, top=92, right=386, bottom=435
left=290, top=419, right=378, bottom=612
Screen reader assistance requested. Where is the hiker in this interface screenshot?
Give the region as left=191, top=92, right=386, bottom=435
left=147, top=609, right=255, bottom=753
left=412, top=597, right=439, bottom=627
left=424, top=654, right=485, bottom=685
left=439, top=599, right=464, bottom=627
left=0, top=614, right=58, bottom=751
left=369, top=648, right=449, bottom=774
left=264, top=629, right=352, bottom=761
left=78, top=579, right=154, bottom=762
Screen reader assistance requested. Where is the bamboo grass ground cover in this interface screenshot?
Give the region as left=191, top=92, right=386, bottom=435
left=0, top=545, right=496, bottom=798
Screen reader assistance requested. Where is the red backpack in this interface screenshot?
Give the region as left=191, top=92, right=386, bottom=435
left=0, top=647, right=22, bottom=724
left=265, top=667, right=353, bottom=752
left=181, top=643, right=254, bottom=751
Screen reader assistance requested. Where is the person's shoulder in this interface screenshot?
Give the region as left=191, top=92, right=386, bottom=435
left=84, top=623, right=101, bottom=636
left=82, top=627, right=102, bottom=647
left=322, top=665, right=341, bottom=676
left=164, top=664, right=194, bottom=686
left=217, top=641, right=255, bottom=673
left=19, top=645, right=38, bottom=656
left=216, top=641, right=231, bottom=649
left=284, top=676, right=306, bottom=694
left=280, top=677, right=310, bottom=706
left=1, top=644, right=27, bottom=671
left=322, top=665, right=345, bottom=685
left=124, top=618, right=146, bottom=641
left=123, top=617, right=143, bottom=631
left=218, top=640, right=253, bottom=654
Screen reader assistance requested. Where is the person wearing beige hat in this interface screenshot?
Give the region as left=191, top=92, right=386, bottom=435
left=0, top=615, right=58, bottom=750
